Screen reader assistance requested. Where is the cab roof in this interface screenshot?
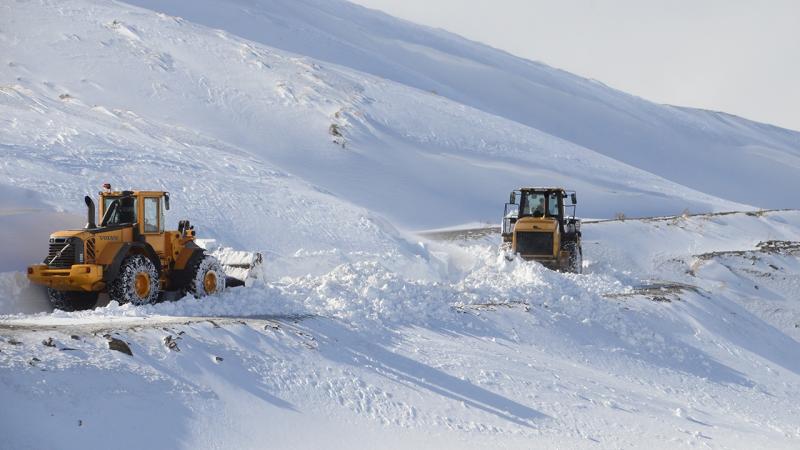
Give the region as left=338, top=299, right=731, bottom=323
left=517, top=187, right=567, bottom=192
left=100, top=190, right=167, bottom=196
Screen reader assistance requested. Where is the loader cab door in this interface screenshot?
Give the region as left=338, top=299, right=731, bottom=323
left=548, top=192, right=560, bottom=217
left=502, top=191, right=521, bottom=241
left=502, top=202, right=519, bottom=239
left=142, top=197, right=163, bottom=234
left=142, top=196, right=168, bottom=255
left=549, top=191, right=566, bottom=223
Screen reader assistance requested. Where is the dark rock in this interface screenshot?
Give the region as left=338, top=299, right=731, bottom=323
left=163, top=335, right=180, bottom=352
left=107, top=337, right=133, bottom=356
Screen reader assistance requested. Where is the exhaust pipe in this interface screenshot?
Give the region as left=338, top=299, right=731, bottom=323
left=84, top=196, right=96, bottom=229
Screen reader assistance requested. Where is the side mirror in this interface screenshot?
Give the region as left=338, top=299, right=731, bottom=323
left=571, top=193, right=577, bottom=204
left=164, top=193, right=170, bottom=211
left=509, top=192, right=516, bottom=204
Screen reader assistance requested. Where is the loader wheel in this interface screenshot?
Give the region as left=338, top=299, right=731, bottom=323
left=47, top=289, right=98, bottom=312
left=567, top=243, right=583, bottom=274
left=109, top=254, right=160, bottom=305
left=187, top=255, right=226, bottom=298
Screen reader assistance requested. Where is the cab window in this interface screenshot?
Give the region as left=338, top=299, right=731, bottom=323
left=548, top=193, right=560, bottom=217
left=160, top=199, right=165, bottom=232
left=103, top=196, right=137, bottom=225
left=522, top=193, right=546, bottom=216
left=144, top=197, right=159, bottom=233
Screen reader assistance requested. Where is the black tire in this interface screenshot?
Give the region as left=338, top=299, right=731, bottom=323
left=47, top=289, right=98, bottom=311
left=567, top=243, right=583, bottom=274
left=109, top=254, right=160, bottom=305
left=187, top=255, right=226, bottom=298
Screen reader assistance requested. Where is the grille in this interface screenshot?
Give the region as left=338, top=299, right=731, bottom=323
left=86, top=237, right=96, bottom=262
left=46, top=238, right=77, bottom=268
left=515, top=232, right=553, bottom=256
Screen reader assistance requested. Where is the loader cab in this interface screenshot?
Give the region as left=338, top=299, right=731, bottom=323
left=519, top=190, right=562, bottom=220
left=99, top=190, right=169, bottom=237
left=98, top=190, right=175, bottom=261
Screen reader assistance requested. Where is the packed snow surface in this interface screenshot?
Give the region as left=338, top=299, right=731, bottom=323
left=1, top=0, right=799, bottom=449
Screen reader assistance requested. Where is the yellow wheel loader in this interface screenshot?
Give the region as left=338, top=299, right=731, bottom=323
left=27, top=186, right=226, bottom=311
left=501, top=187, right=582, bottom=273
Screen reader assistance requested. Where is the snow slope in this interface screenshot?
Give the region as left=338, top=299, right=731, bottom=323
left=1, top=0, right=800, bottom=448
left=123, top=0, right=800, bottom=210
left=1, top=0, right=752, bottom=233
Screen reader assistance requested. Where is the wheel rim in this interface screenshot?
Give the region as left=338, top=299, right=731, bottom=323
left=203, top=271, right=217, bottom=293
left=134, top=272, right=151, bottom=298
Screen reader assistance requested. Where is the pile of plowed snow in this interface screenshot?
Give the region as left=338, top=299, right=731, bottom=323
left=7, top=211, right=797, bottom=342
left=33, top=248, right=621, bottom=330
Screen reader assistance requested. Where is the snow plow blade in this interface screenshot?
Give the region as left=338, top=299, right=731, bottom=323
left=195, top=240, right=263, bottom=287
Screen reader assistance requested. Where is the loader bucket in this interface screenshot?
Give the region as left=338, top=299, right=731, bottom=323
left=195, top=240, right=263, bottom=287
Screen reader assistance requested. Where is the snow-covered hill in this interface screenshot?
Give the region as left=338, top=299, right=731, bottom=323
left=124, top=0, right=800, bottom=211
left=1, top=0, right=759, bottom=235
left=1, top=0, right=799, bottom=448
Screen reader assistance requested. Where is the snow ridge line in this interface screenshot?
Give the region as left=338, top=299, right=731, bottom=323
left=417, top=209, right=798, bottom=241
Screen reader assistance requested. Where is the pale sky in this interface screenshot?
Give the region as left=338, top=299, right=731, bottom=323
left=351, top=0, right=800, bottom=131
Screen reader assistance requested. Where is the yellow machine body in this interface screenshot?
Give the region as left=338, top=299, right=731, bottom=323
left=27, top=190, right=198, bottom=292
left=511, top=216, right=562, bottom=266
